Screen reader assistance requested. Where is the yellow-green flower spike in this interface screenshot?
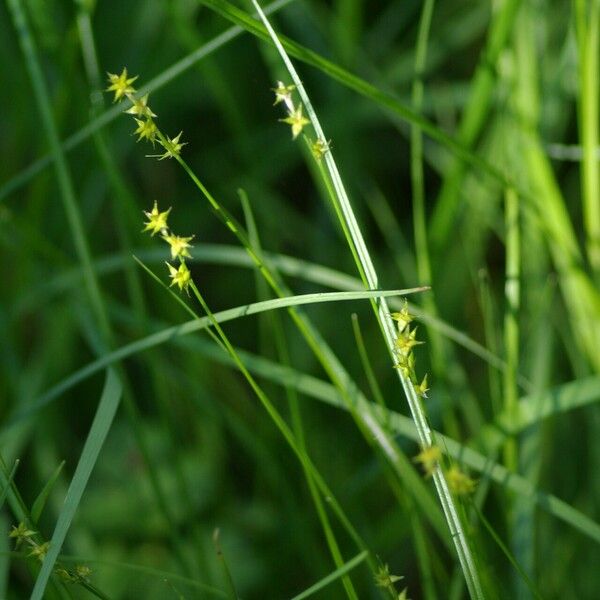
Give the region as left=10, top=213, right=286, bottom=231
left=106, top=68, right=137, bottom=102
left=272, top=81, right=295, bottom=107
left=280, top=104, right=310, bottom=139
left=415, top=374, right=429, bottom=398
left=167, top=261, right=191, bottom=292
left=155, top=131, right=186, bottom=160
left=446, top=465, right=477, bottom=496
left=310, top=138, right=331, bottom=160
left=143, top=201, right=171, bottom=236
left=126, top=94, right=157, bottom=118
left=413, top=445, right=441, bottom=478
left=162, top=233, right=194, bottom=259
left=133, top=118, right=157, bottom=144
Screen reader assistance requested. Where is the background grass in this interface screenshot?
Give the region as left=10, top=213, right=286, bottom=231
left=1, top=0, right=600, bottom=598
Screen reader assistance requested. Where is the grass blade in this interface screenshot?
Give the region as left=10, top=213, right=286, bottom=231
left=30, top=461, right=65, bottom=525
left=247, top=1, right=484, bottom=595
left=29, top=369, right=122, bottom=600
left=289, top=551, right=369, bottom=600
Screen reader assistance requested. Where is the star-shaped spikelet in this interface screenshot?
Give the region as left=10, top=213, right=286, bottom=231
left=167, top=261, right=191, bottom=292
left=280, top=104, right=310, bottom=139
left=143, top=201, right=171, bottom=236
left=106, top=68, right=137, bottom=102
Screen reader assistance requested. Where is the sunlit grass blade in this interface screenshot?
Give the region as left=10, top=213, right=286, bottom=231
left=575, top=0, right=600, bottom=274
left=3, top=288, right=426, bottom=433
left=16, top=245, right=531, bottom=389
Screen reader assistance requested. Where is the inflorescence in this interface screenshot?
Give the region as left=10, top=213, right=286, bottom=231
left=272, top=81, right=331, bottom=158
left=106, top=69, right=193, bottom=292
left=106, top=68, right=186, bottom=159
left=8, top=522, right=92, bottom=585
left=106, top=68, right=475, bottom=496
left=392, top=300, right=475, bottom=495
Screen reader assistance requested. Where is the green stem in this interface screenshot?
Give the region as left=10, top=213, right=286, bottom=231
left=248, top=1, right=484, bottom=597
left=503, top=187, right=520, bottom=472
left=576, top=0, right=600, bottom=275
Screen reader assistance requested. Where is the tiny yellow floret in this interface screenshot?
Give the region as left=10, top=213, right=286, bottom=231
left=106, top=68, right=138, bottom=102
left=133, top=118, right=157, bottom=144
left=310, top=138, right=331, bottom=160
left=162, top=234, right=194, bottom=259
left=415, top=373, right=429, bottom=398
left=29, top=541, right=50, bottom=562
left=280, top=104, right=310, bottom=139
left=395, top=327, right=424, bottom=356
left=126, top=94, right=157, bottom=118
left=413, top=445, right=442, bottom=478
left=446, top=465, right=476, bottom=496
left=167, top=261, right=191, bottom=292
left=390, top=299, right=413, bottom=332
left=143, top=201, right=171, bottom=236
left=374, top=564, right=403, bottom=588
left=272, top=81, right=295, bottom=107
left=74, top=565, right=92, bottom=581
left=156, top=131, right=186, bottom=160
left=9, top=522, right=35, bottom=547
left=392, top=351, right=414, bottom=375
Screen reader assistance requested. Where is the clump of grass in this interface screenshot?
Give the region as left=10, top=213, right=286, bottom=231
left=3, top=1, right=600, bottom=598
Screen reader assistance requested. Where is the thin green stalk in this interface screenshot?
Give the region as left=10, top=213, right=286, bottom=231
left=185, top=278, right=371, bottom=590
left=503, top=187, right=520, bottom=472
left=575, top=0, right=600, bottom=275
left=248, top=1, right=484, bottom=596
left=241, top=195, right=358, bottom=599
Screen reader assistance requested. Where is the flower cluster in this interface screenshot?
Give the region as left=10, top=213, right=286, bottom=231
left=412, top=444, right=476, bottom=496
left=142, top=200, right=193, bottom=293
left=106, top=68, right=186, bottom=159
left=391, top=300, right=428, bottom=398
left=273, top=81, right=330, bottom=159
left=8, top=523, right=91, bottom=583
left=391, top=301, right=476, bottom=494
